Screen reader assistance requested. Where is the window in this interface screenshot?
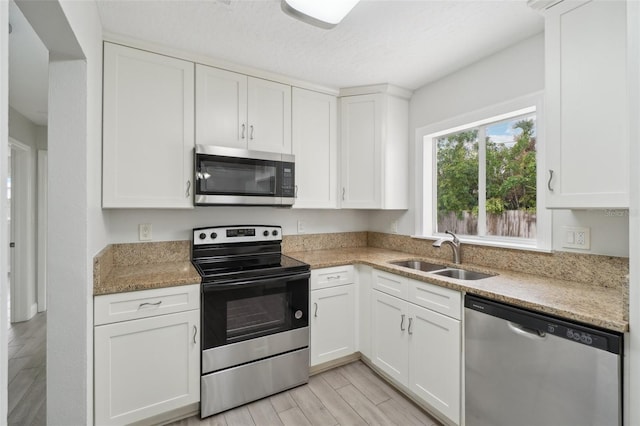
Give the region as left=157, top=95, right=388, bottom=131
left=419, top=95, right=550, bottom=250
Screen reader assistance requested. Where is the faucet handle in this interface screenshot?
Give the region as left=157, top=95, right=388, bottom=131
left=445, top=230, right=460, bottom=244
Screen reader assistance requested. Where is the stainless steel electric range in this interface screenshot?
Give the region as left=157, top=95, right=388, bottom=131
left=191, top=225, right=310, bottom=418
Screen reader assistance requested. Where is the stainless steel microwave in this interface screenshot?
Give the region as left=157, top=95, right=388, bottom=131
left=194, top=145, right=295, bottom=206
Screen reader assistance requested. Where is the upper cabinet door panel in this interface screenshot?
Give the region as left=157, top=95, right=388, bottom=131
left=195, top=65, right=248, bottom=149
left=247, top=77, right=292, bottom=154
left=292, top=88, right=337, bottom=209
left=545, top=0, right=628, bottom=208
left=340, top=94, right=381, bottom=208
left=103, top=43, right=194, bottom=208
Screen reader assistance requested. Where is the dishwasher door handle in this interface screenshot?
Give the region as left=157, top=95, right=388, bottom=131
left=507, top=321, right=547, bottom=340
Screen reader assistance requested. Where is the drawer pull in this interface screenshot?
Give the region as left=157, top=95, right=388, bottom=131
left=326, top=275, right=340, bottom=280
left=138, top=301, right=162, bottom=309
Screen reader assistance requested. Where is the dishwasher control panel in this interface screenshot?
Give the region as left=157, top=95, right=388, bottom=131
left=465, top=294, right=623, bottom=355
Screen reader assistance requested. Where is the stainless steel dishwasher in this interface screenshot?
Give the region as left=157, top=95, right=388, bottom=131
left=465, top=294, right=623, bottom=426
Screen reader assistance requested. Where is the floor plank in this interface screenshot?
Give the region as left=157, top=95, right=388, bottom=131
left=224, top=406, right=255, bottom=426
left=289, top=385, right=338, bottom=426
left=319, top=368, right=350, bottom=390
left=338, top=361, right=392, bottom=405
left=6, top=312, right=47, bottom=426
left=307, top=375, right=367, bottom=426
left=247, top=398, right=283, bottom=426
left=269, top=391, right=297, bottom=413
left=337, top=384, right=395, bottom=426
left=278, top=407, right=312, bottom=426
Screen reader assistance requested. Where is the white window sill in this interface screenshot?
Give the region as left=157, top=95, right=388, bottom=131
left=411, top=234, right=553, bottom=254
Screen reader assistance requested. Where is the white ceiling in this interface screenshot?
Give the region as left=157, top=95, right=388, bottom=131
left=8, top=0, right=544, bottom=128
left=8, top=0, right=49, bottom=126
left=97, top=0, right=543, bottom=90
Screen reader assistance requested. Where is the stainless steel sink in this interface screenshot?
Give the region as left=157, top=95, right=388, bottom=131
left=389, top=260, right=447, bottom=272
left=432, top=268, right=494, bottom=280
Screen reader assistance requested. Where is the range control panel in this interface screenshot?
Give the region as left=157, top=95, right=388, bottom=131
left=193, top=225, right=282, bottom=245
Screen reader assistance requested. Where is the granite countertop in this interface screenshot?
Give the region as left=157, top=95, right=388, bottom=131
left=94, top=261, right=201, bottom=296
left=286, top=247, right=628, bottom=333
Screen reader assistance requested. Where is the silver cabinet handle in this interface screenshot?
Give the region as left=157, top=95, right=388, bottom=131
left=314, top=302, right=318, bottom=317
left=326, top=275, right=340, bottom=280
left=138, top=301, right=162, bottom=309
left=185, top=180, right=191, bottom=198
left=400, top=314, right=405, bottom=331
left=342, top=187, right=345, bottom=201
left=408, top=317, right=413, bottom=335
left=295, top=185, right=298, bottom=198
left=192, top=325, right=198, bottom=344
left=241, top=123, right=246, bottom=139
left=548, top=169, right=554, bottom=192
left=250, top=125, right=254, bottom=140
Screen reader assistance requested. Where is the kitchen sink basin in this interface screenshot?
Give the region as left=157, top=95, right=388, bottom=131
left=389, top=260, right=447, bottom=272
left=432, top=268, right=495, bottom=280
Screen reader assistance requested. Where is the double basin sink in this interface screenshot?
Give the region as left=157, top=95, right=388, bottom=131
left=389, top=260, right=495, bottom=281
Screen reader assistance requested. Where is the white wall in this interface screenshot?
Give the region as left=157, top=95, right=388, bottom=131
left=105, top=208, right=370, bottom=243
left=0, top=1, right=10, bottom=421
left=369, top=32, right=629, bottom=257
left=16, top=0, right=105, bottom=424
left=8, top=106, right=41, bottom=147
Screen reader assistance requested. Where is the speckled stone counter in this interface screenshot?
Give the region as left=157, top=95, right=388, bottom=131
left=286, top=247, right=628, bottom=333
left=93, top=241, right=200, bottom=296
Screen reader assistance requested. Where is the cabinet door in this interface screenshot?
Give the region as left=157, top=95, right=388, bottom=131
left=247, top=77, right=292, bottom=153
left=310, top=284, right=356, bottom=366
left=340, top=94, right=381, bottom=208
left=371, top=290, right=408, bottom=385
left=408, top=303, right=460, bottom=425
left=102, top=43, right=194, bottom=208
left=545, top=0, right=628, bottom=208
left=94, top=310, right=200, bottom=425
left=195, top=64, right=248, bottom=149
left=292, top=88, right=337, bottom=208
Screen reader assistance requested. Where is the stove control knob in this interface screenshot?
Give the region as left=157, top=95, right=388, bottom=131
left=272, top=230, right=279, bottom=236
left=295, top=310, right=303, bottom=320
left=210, top=232, right=217, bottom=239
left=199, top=233, right=206, bottom=240
left=263, top=230, right=269, bottom=237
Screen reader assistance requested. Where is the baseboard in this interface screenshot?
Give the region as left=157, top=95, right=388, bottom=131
left=310, top=352, right=362, bottom=376
left=29, top=303, right=38, bottom=318
left=131, top=402, right=200, bottom=426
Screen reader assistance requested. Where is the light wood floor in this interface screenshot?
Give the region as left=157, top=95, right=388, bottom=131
left=7, top=311, right=46, bottom=426
left=169, top=361, right=442, bottom=426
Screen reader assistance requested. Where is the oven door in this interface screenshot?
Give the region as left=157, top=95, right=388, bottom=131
left=201, top=271, right=309, bottom=373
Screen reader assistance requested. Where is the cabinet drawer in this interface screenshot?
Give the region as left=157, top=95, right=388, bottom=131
left=408, top=279, right=461, bottom=320
left=95, top=284, right=200, bottom=325
left=372, top=269, right=408, bottom=300
left=311, top=265, right=354, bottom=290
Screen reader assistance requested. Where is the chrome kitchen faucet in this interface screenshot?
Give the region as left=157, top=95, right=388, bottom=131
left=433, top=230, right=461, bottom=264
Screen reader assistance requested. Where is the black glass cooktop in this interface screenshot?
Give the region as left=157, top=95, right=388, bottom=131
left=194, top=254, right=309, bottom=285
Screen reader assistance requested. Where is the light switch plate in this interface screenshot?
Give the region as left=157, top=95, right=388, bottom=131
left=297, top=220, right=305, bottom=234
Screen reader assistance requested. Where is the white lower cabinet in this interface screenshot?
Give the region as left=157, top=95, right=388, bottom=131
left=94, top=285, right=200, bottom=425
left=371, top=269, right=461, bottom=425
left=310, top=266, right=356, bottom=367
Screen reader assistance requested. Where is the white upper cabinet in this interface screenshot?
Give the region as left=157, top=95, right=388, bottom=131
left=340, top=86, right=410, bottom=209
left=102, top=42, right=195, bottom=208
left=292, top=88, right=338, bottom=208
left=544, top=0, right=628, bottom=208
left=195, top=65, right=248, bottom=149
left=196, top=64, right=292, bottom=154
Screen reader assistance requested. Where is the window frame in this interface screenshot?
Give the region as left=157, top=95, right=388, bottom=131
left=415, top=93, right=552, bottom=252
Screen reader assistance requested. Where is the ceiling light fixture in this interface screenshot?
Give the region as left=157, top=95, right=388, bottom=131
left=281, top=0, right=360, bottom=29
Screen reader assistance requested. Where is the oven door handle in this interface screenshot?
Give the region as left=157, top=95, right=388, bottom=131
left=202, top=271, right=311, bottom=292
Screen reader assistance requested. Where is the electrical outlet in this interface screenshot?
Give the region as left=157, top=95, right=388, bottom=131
left=562, top=226, right=590, bottom=250
left=297, top=220, right=305, bottom=234
left=139, top=223, right=152, bottom=241
left=390, top=220, right=398, bottom=233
